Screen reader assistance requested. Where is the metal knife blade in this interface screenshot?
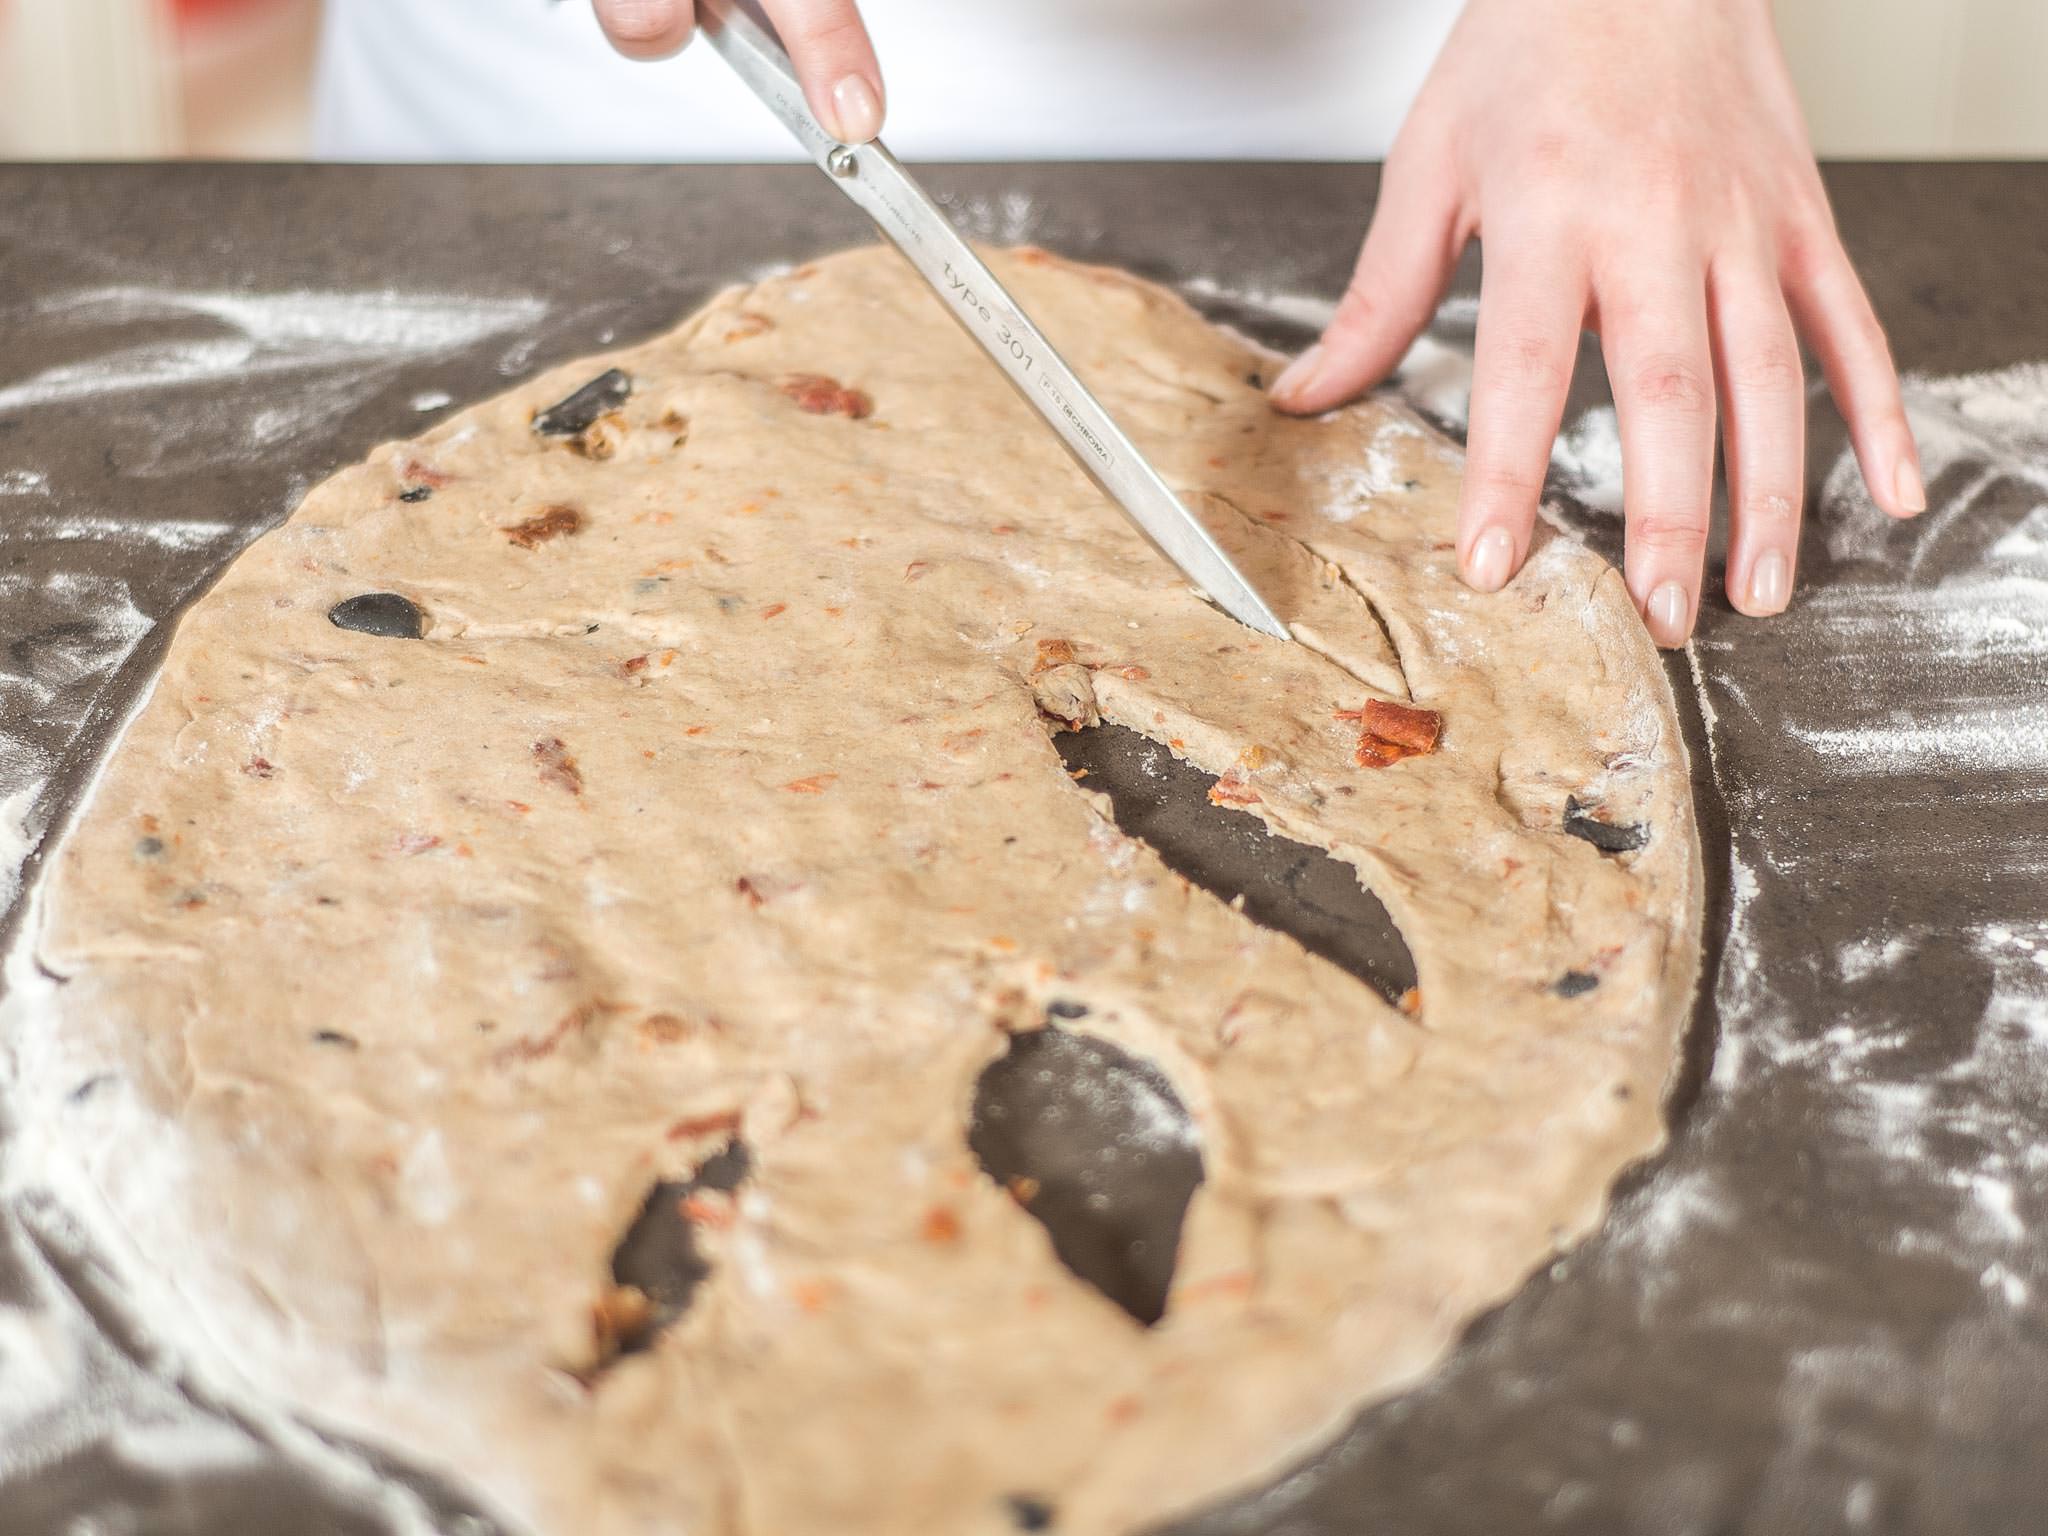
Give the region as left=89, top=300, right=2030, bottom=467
left=696, top=0, right=1291, bottom=641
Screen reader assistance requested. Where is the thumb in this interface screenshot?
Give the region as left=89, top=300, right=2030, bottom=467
left=1271, top=150, right=1465, bottom=416
left=592, top=0, right=696, bottom=61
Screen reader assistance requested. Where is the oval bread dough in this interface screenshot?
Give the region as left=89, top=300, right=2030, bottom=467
left=22, top=246, right=1702, bottom=1534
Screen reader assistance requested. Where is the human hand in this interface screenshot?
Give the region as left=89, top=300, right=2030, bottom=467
left=1269, top=0, right=1922, bottom=648
left=590, top=0, right=885, bottom=143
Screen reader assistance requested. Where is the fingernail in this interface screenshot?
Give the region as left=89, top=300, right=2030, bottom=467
left=1463, top=526, right=1516, bottom=593
left=1645, top=581, right=1691, bottom=647
left=1271, top=344, right=1325, bottom=406
left=1746, top=549, right=1790, bottom=615
left=827, top=75, right=882, bottom=144
left=1894, top=454, right=1927, bottom=516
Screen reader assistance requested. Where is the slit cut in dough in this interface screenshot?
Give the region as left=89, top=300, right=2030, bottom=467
left=20, top=245, right=1702, bottom=1536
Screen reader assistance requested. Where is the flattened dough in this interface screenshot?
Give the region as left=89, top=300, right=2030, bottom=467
left=22, top=247, right=1701, bottom=1534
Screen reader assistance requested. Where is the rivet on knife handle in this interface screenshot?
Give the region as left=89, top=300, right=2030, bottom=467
left=697, top=0, right=1292, bottom=642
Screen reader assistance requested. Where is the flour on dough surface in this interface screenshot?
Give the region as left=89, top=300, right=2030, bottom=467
left=17, top=247, right=1701, bottom=1535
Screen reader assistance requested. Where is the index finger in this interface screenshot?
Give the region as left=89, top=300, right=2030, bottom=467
left=758, top=0, right=886, bottom=144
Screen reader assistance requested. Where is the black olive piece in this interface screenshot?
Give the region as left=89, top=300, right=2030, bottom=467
left=534, top=368, right=632, bottom=437
left=312, top=1030, right=360, bottom=1049
left=1562, top=795, right=1649, bottom=854
left=134, top=836, right=164, bottom=858
left=1005, top=1494, right=1057, bottom=1531
left=399, top=486, right=433, bottom=503
left=328, top=592, right=426, bottom=640
left=610, top=1140, right=751, bottom=1349
left=1553, top=971, right=1600, bottom=998
left=969, top=1028, right=1203, bottom=1328
left=1045, top=999, right=1089, bottom=1020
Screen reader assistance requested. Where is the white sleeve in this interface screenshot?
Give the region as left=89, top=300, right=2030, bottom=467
left=312, top=0, right=1456, bottom=163
left=312, top=0, right=790, bottom=162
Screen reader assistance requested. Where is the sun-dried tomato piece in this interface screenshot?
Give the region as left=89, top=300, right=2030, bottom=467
left=663, top=1114, right=737, bottom=1146
left=493, top=1002, right=598, bottom=1065
left=792, top=1278, right=836, bottom=1313
left=1032, top=638, right=1077, bottom=674
left=504, top=504, right=584, bottom=549
left=1207, top=774, right=1260, bottom=807
left=590, top=1284, right=655, bottom=1363
left=1359, top=699, right=1442, bottom=753
left=1354, top=736, right=1413, bottom=769
left=533, top=737, right=583, bottom=795
left=681, top=1190, right=737, bottom=1229
left=1175, top=1271, right=1255, bottom=1304
left=571, top=415, right=626, bottom=461
left=779, top=373, right=873, bottom=419
left=1338, top=698, right=1443, bottom=768
left=640, top=1013, right=692, bottom=1045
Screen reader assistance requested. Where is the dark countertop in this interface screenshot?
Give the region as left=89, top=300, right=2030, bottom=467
left=2, top=163, right=2047, bottom=1536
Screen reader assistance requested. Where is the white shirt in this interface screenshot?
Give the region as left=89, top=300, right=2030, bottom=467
left=313, top=0, right=1458, bottom=162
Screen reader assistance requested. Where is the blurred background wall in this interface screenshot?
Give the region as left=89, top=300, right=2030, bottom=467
left=0, top=0, right=2044, bottom=160
left=1779, top=0, right=2048, bottom=156
left=0, top=0, right=319, bottom=158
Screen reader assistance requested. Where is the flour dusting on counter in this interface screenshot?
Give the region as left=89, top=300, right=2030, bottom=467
left=1178, top=274, right=1337, bottom=336
left=0, top=789, right=38, bottom=919
left=1597, top=359, right=2048, bottom=1377
left=1823, top=363, right=2048, bottom=565
left=1550, top=405, right=1626, bottom=513
left=0, top=289, right=546, bottom=415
